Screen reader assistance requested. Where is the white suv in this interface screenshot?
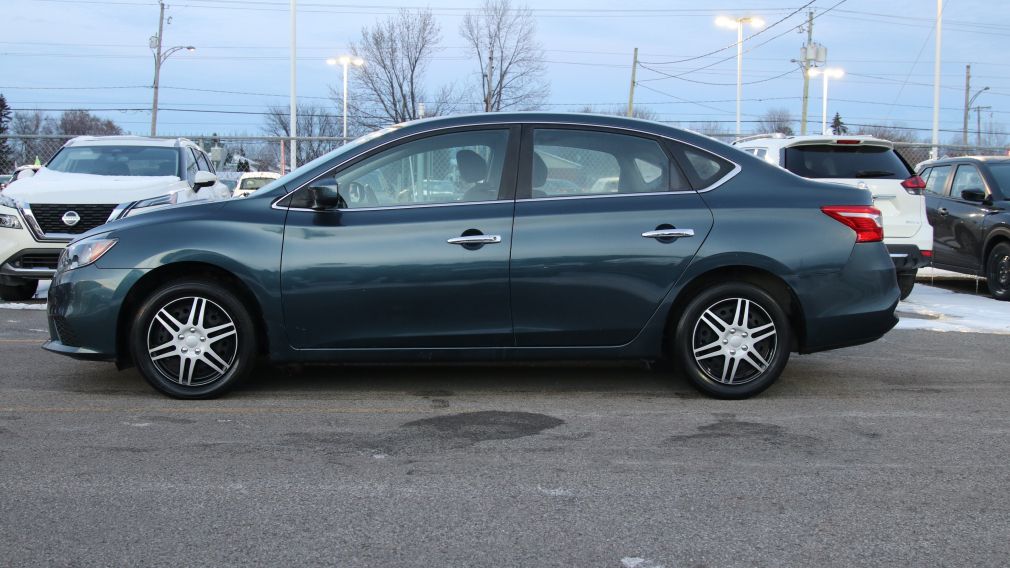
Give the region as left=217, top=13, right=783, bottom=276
left=733, top=134, right=932, bottom=299
left=0, top=136, right=231, bottom=301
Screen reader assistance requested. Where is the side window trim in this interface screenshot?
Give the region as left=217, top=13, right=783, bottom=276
left=284, top=125, right=520, bottom=211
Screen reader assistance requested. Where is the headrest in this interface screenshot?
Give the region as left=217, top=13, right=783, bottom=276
left=456, top=149, right=488, bottom=184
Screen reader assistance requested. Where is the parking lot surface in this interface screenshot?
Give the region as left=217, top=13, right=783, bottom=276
left=2, top=306, right=1009, bottom=567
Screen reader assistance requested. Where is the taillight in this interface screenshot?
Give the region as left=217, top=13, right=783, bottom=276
left=922, top=250, right=933, bottom=258
left=821, top=205, right=884, bottom=243
left=900, top=175, right=927, bottom=195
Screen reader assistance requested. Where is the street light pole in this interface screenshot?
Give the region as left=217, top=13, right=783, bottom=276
left=327, top=56, right=364, bottom=142
left=808, top=67, right=844, bottom=135
left=716, top=15, right=765, bottom=139
left=149, top=1, right=195, bottom=137
left=964, top=85, right=989, bottom=146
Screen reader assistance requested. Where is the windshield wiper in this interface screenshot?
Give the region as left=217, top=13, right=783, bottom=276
left=853, top=170, right=895, bottom=178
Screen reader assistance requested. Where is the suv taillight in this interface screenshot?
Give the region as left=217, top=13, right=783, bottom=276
left=900, top=175, right=927, bottom=195
left=821, top=206, right=884, bottom=243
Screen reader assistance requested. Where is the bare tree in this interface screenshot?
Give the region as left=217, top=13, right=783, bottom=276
left=56, top=110, right=123, bottom=136
left=755, top=108, right=795, bottom=136
left=460, top=0, right=548, bottom=112
left=10, top=110, right=60, bottom=166
left=855, top=123, right=920, bottom=143
left=577, top=105, right=659, bottom=121
left=689, top=121, right=733, bottom=141
left=343, top=8, right=454, bottom=129
left=262, top=104, right=341, bottom=164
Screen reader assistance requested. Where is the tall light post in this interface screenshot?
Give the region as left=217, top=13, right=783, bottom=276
left=149, top=1, right=194, bottom=136
left=327, top=56, right=364, bottom=142
left=716, top=15, right=765, bottom=138
left=808, top=67, right=844, bottom=135
left=964, top=86, right=988, bottom=145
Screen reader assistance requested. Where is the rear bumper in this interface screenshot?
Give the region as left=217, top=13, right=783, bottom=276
left=796, top=242, right=900, bottom=354
left=887, top=244, right=931, bottom=271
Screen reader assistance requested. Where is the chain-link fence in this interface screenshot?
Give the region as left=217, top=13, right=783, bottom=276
left=2, top=133, right=1007, bottom=180
left=0, top=134, right=351, bottom=178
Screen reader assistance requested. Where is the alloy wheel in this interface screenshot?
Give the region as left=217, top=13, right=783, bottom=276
left=691, top=297, right=777, bottom=385
left=146, top=296, right=238, bottom=387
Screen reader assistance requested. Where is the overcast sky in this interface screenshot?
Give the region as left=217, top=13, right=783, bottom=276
left=2, top=0, right=1005, bottom=142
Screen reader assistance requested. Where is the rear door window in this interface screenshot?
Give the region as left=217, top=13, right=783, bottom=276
left=923, top=165, right=951, bottom=195
left=783, top=144, right=913, bottom=179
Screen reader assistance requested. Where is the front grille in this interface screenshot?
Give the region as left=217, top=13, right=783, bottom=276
left=11, top=252, right=60, bottom=270
left=29, top=203, right=117, bottom=235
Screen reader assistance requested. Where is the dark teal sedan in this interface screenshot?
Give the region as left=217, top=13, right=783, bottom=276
left=44, top=113, right=899, bottom=399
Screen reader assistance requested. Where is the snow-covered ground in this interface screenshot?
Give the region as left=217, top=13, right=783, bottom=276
left=3, top=277, right=1008, bottom=334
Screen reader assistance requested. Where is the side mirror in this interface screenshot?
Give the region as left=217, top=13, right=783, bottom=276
left=310, top=184, right=345, bottom=210
left=16, top=168, right=35, bottom=181
left=194, top=170, right=217, bottom=190
left=961, top=188, right=987, bottom=203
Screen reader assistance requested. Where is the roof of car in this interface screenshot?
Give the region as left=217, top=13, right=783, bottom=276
left=733, top=133, right=893, bottom=148
left=920, top=155, right=1010, bottom=165
left=64, top=135, right=197, bottom=148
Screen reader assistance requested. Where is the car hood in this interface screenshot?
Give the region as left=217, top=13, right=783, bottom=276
left=4, top=168, right=182, bottom=204
left=75, top=198, right=228, bottom=242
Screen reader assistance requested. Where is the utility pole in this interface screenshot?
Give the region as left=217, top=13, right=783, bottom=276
left=963, top=64, right=971, bottom=145
left=800, top=10, right=813, bottom=135
left=976, top=105, right=992, bottom=147
left=627, top=47, right=638, bottom=117
left=150, top=1, right=165, bottom=137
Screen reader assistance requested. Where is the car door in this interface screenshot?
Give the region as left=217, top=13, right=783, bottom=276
left=509, top=126, right=716, bottom=347
left=934, top=164, right=989, bottom=270
left=280, top=127, right=519, bottom=349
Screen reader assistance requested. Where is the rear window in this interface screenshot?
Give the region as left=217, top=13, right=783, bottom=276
left=783, top=144, right=912, bottom=180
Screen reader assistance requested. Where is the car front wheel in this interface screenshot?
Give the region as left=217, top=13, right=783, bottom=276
left=130, top=279, right=257, bottom=398
left=986, top=242, right=1010, bottom=301
left=673, top=283, right=792, bottom=399
left=0, top=278, right=39, bottom=302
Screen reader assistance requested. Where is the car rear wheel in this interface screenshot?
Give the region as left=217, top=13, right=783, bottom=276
left=897, top=270, right=917, bottom=301
left=673, top=283, right=792, bottom=399
left=986, top=242, right=1010, bottom=301
left=0, top=278, right=39, bottom=302
left=130, top=279, right=256, bottom=398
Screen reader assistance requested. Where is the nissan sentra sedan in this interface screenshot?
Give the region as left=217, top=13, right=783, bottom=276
left=43, top=113, right=900, bottom=399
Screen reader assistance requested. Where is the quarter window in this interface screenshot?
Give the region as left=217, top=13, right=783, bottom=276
left=528, top=129, right=688, bottom=198
left=671, top=144, right=735, bottom=189
left=295, top=129, right=510, bottom=209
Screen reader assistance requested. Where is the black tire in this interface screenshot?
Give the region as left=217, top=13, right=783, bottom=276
left=672, top=282, right=792, bottom=399
left=985, top=242, right=1010, bottom=301
left=129, top=278, right=257, bottom=399
left=897, top=270, right=917, bottom=301
left=0, top=279, right=39, bottom=302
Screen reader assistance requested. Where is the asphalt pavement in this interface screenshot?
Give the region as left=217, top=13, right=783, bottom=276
left=2, top=306, right=1009, bottom=567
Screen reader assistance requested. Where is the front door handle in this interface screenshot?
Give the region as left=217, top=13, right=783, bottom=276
left=447, top=235, right=502, bottom=245
left=642, top=228, right=695, bottom=239
left=937, top=207, right=949, bottom=217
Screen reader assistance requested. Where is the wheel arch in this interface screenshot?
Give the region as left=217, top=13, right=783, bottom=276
left=662, top=264, right=806, bottom=357
left=115, top=261, right=268, bottom=369
left=983, top=226, right=1010, bottom=265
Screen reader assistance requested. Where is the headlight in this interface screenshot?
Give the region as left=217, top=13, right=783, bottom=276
left=58, top=236, right=118, bottom=271
left=125, top=191, right=180, bottom=217
left=0, top=213, right=22, bottom=229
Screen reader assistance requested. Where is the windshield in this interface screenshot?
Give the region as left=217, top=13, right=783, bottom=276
left=47, top=146, right=180, bottom=177
left=987, top=163, right=1010, bottom=196
left=783, top=144, right=912, bottom=179
left=248, top=126, right=399, bottom=196
left=239, top=177, right=276, bottom=190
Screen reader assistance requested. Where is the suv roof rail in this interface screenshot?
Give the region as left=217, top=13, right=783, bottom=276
left=731, top=132, right=787, bottom=145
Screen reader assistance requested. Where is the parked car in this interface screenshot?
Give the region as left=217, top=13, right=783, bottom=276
left=43, top=113, right=899, bottom=400
left=734, top=134, right=933, bottom=299
left=5, top=165, right=41, bottom=188
left=0, top=135, right=231, bottom=301
left=916, top=156, right=1010, bottom=299
left=0, top=174, right=11, bottom=190
left=232, top=171, right=280, bottom=197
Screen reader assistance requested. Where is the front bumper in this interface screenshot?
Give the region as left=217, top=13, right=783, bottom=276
left=887, top=244, right=931, bottom=272
left=1, top=207, right=69, bottom=283
left=44, top=263, right=145, bottom=361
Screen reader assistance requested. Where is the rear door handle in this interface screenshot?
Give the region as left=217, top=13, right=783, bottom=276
left=642, top=228, right=695, bottom=239
left=937, top=207, right=949, bottom=217
left=447, top=235, right=502, bottom=245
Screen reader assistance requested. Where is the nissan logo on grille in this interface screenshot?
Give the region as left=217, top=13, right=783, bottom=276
left=62, top=211, right=81, bottom=226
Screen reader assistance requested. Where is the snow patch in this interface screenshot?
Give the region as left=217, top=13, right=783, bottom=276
left=896, top=284, right=1010, bottom=335
left=0, top=303, right=46, bottom=311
